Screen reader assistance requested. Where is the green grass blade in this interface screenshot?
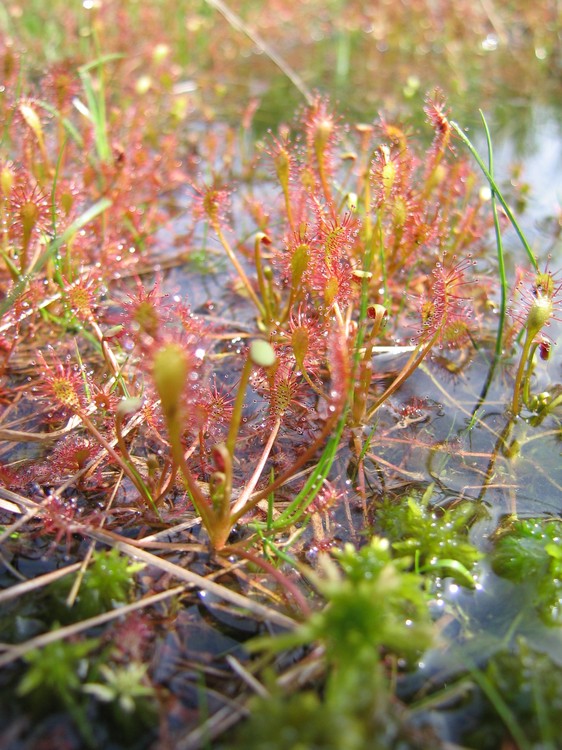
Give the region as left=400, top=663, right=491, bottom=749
left=34, top=100, right=84, bottom=148
left=0, top=198, right=112, bottom=318
left=78, top=53, right=125, bottom=74
left=268, top=411, right=346, bottom=529
left=450, top=119, right=538, bottom=271
left=479, top=111, right=508, bottom=358
left=469, top=666, right=532, bottom=750
left=78, top=69, right=111, bottom=164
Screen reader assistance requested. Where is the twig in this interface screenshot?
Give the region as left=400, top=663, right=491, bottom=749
left=0, top=563, right=82, bottom=605
left=0, top=586, right=186, bottom=667
left=81, top=527, right=298, bottom=630
left=203, top=0, right=313, bottom=104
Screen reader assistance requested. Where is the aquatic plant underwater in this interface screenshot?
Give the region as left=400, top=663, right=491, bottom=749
left=0, top=2, right=561, bottom=748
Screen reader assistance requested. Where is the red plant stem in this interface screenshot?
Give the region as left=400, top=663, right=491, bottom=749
left=231, top=417, right=281, bottom=514
left=214, top=222, right=266, bottom=319
left=230, top=336, right=350, bottom=524
left=153, top=461, right=179, bottom=505
left=282, top=183, right=295, bottom=233
left=511, top=330, right=533, bottom=416
left=223, top=544, right=311, bottom=617
left=90, top=319, right=129, bottom=396
left=77, top=410, right=154, bottom=507
left=168, top=423, right=217, bottom=536
left=351, top=305, right=387, bottom=426
left=318, top=159, right=334, bottom=216
left=254, top=233, right=273, bottom=323
left=225, top=353, right=253, bottom=458
left=366, top=331, right=439, bottom=420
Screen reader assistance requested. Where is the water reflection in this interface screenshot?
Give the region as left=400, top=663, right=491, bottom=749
left=363, top=348, right=561, bottom=520
left=198, top=3, right=562, bottom=263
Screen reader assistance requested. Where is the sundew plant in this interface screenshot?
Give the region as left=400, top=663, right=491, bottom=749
left=0, top=2, right=561, bottom=749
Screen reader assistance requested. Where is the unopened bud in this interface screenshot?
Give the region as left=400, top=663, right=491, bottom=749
left=152, top=43, right=170, bottom=63
left=135, top=75, right=152, bottom=95
left=152, top=343, right=189, bottom=420
left=250, top=339, right=276, bottom=368
left=526, top=295, right=553, bottom=339
left=116, top=397, right=143, bottom=418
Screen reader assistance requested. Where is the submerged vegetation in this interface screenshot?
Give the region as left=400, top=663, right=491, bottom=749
left=0, top=1, right=561, bottom=748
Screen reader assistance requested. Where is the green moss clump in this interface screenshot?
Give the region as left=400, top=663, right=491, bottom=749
left=48, top=548, right=143, bottom=621
left=491, top=518, right=562, bottom=625
left=17, top=636, right=99, bottom=746
left=376, top=485, right=484, bottom=586
left=232, top=538, right=436, bottom=750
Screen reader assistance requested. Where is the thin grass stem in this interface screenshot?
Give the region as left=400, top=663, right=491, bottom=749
left=450, top=117, right=538, bottom=271
left=202, top=0, right=313, bottom=104
left=468, top=666, right=532, bottom=750
left=480, top=112, right=508, bottom=358
left=0, top=197, right=112, bottom=317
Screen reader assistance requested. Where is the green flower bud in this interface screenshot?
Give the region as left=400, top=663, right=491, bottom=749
left=152, top=343, right=189, bottom=421
left=525, top=295, right=553, bottom=339
left=250, top=339, right=276, bottom=368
